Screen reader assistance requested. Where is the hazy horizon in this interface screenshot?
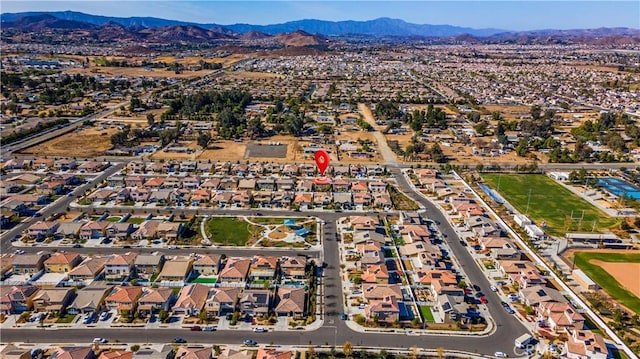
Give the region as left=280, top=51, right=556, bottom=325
left=2, top=1, right=639, bottom=31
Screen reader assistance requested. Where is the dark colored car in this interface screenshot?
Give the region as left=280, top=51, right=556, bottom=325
left=190, top=326, right=202, bottom=331
left=172, top=337, right=187, bottom=344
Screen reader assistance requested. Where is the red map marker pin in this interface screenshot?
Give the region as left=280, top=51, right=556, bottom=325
left=314, top=149, right=330, bottom=176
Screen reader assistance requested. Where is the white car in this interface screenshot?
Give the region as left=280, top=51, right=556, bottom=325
left=490, top=285, right=498, bottom=292
left=93, top=338, right=108, bottom=344
left=494, top=352, right=508, bottom=358
left=253, top=327, right=267, bottom=333
left=15, top=249, right=25, bottom=255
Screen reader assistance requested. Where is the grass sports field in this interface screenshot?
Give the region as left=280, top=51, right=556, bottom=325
left=483, top=174, right=618, bottom=236
left=573, top=252, right=640, bottom=313
left=204, top=217, right=251, bottom=246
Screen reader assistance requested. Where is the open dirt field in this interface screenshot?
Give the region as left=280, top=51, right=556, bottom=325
left=20, top=126, right=118, bottom=157
left=65, top=67, right=214, bottom=79
left=590, top=260, right=640, bottom=297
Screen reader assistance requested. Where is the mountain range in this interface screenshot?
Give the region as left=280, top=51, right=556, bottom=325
left=1, top=10, right=639, bottom=43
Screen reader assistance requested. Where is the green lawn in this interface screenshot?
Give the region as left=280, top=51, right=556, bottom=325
left=483, top=174, right=618, bottom=236
left=127, top=217, right=146, bottom=224
left=105, top=216, right=122, bottom=222
left=574, top=252, right=640, bottom=314
left=252, top=217, right=291, bottom=225
left=205, top=217, right=251, bottom=246
left=56, top=314, right=77, bottom=323
left=419, top=305, right=435, bottom=322
left=191, top=277, right=218, bottom=284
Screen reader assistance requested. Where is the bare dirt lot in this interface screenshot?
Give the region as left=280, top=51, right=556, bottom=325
left=66, top=67, right=215, bottom=79
left=590, top=260, right=640, bottom=297
left=20, top=126, right=118, bottom=157
left=226, top=71, right=284, bottom=79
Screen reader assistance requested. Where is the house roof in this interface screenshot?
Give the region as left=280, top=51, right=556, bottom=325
left=12, top=253, right=49, bottom=266
left=194, top=254, right=221, bottom=266
left=174, top=284, right=209, bottom=310
left=134, top=253, right=164, bottom=266
left=280, top=256, right=306, bottom=270
left=99, top=351, right=134, bottom=359
left=69, top=286, right=112, bottom=310
left=105, top=252, right=137, bottom=266
left=33, top=288, right=72, bottom=303
left=139, top=287, right=173, bottom=303
left=174, top=347, right=211, bottom=359
left=255, top=349, right=292, bottom=359
left=207, top=287, right=240, bottom=304
left=363, top=284, right=402, bottom=300
left=106, top=286, right=143, bottom=303
left=51, top=347, right=94, bottom=359
left=218, top=349, right=253, bottom=359
left=68, top=256, right=107, bottom=277
left=220, top=258, right=251, bottom=279
left=44, top=252, right=81, bottom=265
left=157, top=257, right=193, bottom=280
left=275, top=287, right=306, bottom=314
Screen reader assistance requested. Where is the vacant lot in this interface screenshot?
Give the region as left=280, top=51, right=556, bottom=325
left=483, top=174, right=618, bottom=236
left=573, top=251, right=640, bottom=313
left=246, top=143, right=288, bottom=158
left=20, top=126, right=118, bottom=157
left=205, top=217, right=253, bottom=246
left=66, top=66, right=214, bottom=79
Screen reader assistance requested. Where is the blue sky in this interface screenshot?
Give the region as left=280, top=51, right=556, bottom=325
left=2, top=1, right=639, bottom=31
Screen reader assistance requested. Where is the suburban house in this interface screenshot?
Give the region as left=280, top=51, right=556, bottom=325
left=564, top=330, right=608, bottom=359
left=55, top=222, right=83, bottom=239
left=255, top=349, right=292, bottom=359
left=0, top=285, right=39, bottom=314
left=172, top=284, right=209, bottom=316
left=12, top=253, right=51, bottom=276
left=519, top=285, right=566, bottom=307
left=279, top=256, right=307, bottom=279
left=217, top=349, right=252, bottom=359
left=44, top=252, right=82, bottom=273
left=68, top=256, right=107, bottom=282
left=192, top=254, right=221, bottom=276
left=274, top=287, right=306, bottom=317
left=104, top=252, right=137, bottom=280
left=538, top=301, right=585, bottom=333
left=27, top=221, right=59, bottom=239
left=239, top=289, right=271, bottom=316
left=134, top=254, right=165, bottom=280
left=50, top=347, right=95, bottom=359
left=67, top=285, right=112, bottom=314
left=106, top=223, right=135, bottom=240
left=104, top=286, right=143, bottom=312
left=32, top=288, right=74, bottom=314
left=249, top=256, right=278, bottom=280
left=98, top=350, right=134, bottom=359
left=205, top=287, right=240, bottom=317
left=131, top=221, right=161, bottom=240
left=79, top=221, right=109, bottom=240
left=363, top=284, right=403, bottom=301
left=137, top=287, right=175, bottom=315
left=156, top=257, right=193, bottom=283
left=219, top=258, right=251, bottom=283
left=364, top=296, right=400, bottom=323
left=361, top=264, right=389, bottom=284
left=174, top=347, right=211, bottom=359
left=156, top=222, right=182, bottom=241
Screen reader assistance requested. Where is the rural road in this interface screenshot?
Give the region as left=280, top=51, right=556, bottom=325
left=358, top=103, right=398, bottom=167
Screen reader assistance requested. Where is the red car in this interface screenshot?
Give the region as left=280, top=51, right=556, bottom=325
left=464, top=289, right=472, bottom=295
left=479, top=296, right=488, bottom=304
left=190, top=326, right=202, bottom=331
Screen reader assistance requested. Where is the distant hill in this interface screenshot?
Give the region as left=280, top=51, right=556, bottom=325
left=273, top=30, right=327, bottom=46
left=1, top=10, right=638, bottom=43
left=226, top=17, right=504, bottom=37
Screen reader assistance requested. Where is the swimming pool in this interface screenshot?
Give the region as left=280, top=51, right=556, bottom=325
left=598, top=177, right=640, bottom=199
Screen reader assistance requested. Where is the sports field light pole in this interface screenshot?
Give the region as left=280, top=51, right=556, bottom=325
left=525, top=189, right=532, bottom=215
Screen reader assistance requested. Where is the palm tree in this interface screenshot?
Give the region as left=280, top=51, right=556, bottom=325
left=437, top=347, right=445, bottom=359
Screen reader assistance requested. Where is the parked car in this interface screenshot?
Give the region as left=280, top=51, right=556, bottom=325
left=93, top=338, right=108, bottom=344
left=490, top=285, right=498, bottom=292
left=203, top=326, right=216, bottom=331
left=340, top=313, right=348, bottom=320
left=15, top=249, right=25, bottom=255
left=479, top=296, right=488, bottom=304
left=494, top=352, right=508, bottom=358
left=99, top=312, right=110, bottom=321
left=243, top=339, right=257, bottom=346
left=172, top=337, right=187, bottom=344
left=190, top=326, right=202, bottom=331
left=253, top=327, right=267, bottom=333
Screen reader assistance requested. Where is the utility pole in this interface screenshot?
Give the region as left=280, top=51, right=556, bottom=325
left=526, top=189, right=532, bottom=215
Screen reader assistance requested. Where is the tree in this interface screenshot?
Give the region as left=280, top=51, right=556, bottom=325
left=146, top=113, right=155, bottom=127
left=197, top=131, right=211, bottom=149
left=473, top=121, right=489, bottom=136
left=515, top=138, right=529, bottom=157
left=130, top=345, right=140, bottom=352
left=342, top=341, right=354, bottom=359
left=247, top=117, right=265, bottom=139
left=198, top=309, right=208, bottom=324
left=408, top=347, right=418, bottom=359
left=437, top=347, right=445, bottom=359
left=530, top=105, right=542, bottom=121
left=158, top=309, right=169, bottom=323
